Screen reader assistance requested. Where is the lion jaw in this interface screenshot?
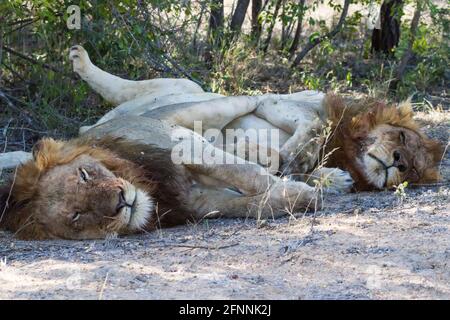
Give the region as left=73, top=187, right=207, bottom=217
left=112, top=182, right=154, bottom=233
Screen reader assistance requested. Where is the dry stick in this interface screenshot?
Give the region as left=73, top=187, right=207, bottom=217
left=2, top=62, right=30, bottom=83
left=98, top=272, right=109, bottom=300
left=390, top=0, right=423, bottom=90
left=161, top=243, right=239, bottom=250
left=113, top=8, right=204, bottom=88
left=291, top=0, right=350, bottom=67
left=0, top=90, right=29, bottom=119
left=7, top=18, right=35, bottom=26
left=5, top=18, right=39, bottom=36
left=2, top=45, right=76, bottom=79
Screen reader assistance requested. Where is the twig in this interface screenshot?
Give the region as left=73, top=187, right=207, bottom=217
left=161, top=242, right=239, bottom=250
left=5, top=18, right=39, bottom=36
left=0, top=90, right=33, bottom=125
left=2, top=45, right=76, bottom=79
left=98, top=272, right=109, bottom=300
left=2, top=62, right=31, bottom=83
left=7, top=18, right=35, bottom=26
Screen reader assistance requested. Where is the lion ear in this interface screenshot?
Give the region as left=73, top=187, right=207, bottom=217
left=421, top=168, right=442, bottom=184
left=419, top=138, right=445, bottom=184
left=397, top=97, right=414, bottom=118
left=323, top=92, right=346, bottom=125
left=0, top=186, right=48, bottom=240
left=424, top=138, right=445, bottom=164
left=32, top=138, right=63, bottom=170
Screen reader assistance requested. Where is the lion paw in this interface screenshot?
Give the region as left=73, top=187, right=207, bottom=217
left=279, top=141, right=322, bottom=177
left=316, top=168, right=354, bottom=194
left=69, top=45, right=90, bottom=76
left=267, top=180, right=320, bottom=212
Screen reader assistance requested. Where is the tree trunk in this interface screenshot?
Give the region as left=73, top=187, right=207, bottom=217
left=230, top=0, right=251, bottom=42
left=208, top=0, right=224, bottom=47
left=251, top=0, right=263, bottom=43
left=291, top=0, right=350, bottom=67
left=280, top=1, right=287, bottom=49
left=193, top=3, right=206, bottom=50
left=371, top=0, right=404, bottom=55
left=261, top=0, right=283, bottom=53
left=390, top=0, right=423, bottom=90
left=230, top=0, right=250, bottom=36
left=206, top=0, right=224, bottom=64
left=288, top=0, right=306, bottom=58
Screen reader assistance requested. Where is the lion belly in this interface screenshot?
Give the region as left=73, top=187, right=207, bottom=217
left=222, top=114, right=291, bottom=152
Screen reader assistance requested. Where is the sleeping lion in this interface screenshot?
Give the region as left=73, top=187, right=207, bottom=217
left=0, top=45, right=443, bottom=240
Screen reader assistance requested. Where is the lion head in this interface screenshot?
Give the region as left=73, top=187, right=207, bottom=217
left=324, top=94, right=444, bottom=191
left=0, top=138, right=155, bottom=239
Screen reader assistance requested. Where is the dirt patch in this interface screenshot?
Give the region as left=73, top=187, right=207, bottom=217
left=0, top=112, right=448, bottom=300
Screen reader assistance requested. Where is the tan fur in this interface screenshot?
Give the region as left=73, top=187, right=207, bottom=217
left=323, top=94, right=443, bottom=190
left=2, top=46, right=442, bottom=240
left=0, top=131, right=318, bottom=240
left=0, top=138, right=164, bottom=239
left=66, top=45, right=443, bottom=193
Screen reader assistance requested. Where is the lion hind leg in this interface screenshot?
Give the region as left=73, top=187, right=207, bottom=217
left=69, top=45, right=203, bottom=106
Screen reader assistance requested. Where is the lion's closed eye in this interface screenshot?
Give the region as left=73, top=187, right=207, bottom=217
left=78, top=167, right=90, bottom=182
left=72, top=212, right=81, bottom=222
left=399, top=131, right=406, bottom=145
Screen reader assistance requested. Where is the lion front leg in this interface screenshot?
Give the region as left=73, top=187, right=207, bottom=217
left=185, top=144, right=319, bottom=217
left=278, top=117, right=325, bottom=177
left=189, top=180, right=319, bottom=221
left=304, top=167, right=354, bottom=193
left=253, top=96, right=327, bottom=177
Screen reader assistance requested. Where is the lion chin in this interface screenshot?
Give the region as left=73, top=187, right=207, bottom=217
left=126, top=189, right=154, bottom=231
left=109, top=185, right=154, bottom=235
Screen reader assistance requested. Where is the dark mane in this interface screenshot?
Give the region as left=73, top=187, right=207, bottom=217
left=321, top=93, right=443, bottom=190
left=80, top=136, right=197, bottom=228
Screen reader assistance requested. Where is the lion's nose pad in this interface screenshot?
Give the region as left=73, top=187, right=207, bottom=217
left=116, top=189, right=132, bottom=214
left=393, top=151, right=407, bottom=172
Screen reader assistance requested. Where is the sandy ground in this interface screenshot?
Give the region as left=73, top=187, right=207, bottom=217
left=0, top=111, right=448, bottom=300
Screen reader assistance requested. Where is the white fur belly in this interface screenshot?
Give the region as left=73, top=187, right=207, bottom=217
left=222, top=114, right=291, bottom=151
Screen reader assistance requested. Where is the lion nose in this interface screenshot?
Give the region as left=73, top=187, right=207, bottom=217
left=393, top=151, right=407, bottom=172
left=116, top=189, right=133, bottom=213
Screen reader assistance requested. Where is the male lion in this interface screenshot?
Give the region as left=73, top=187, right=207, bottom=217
left=0, top=45, right=443, bottom=240
left=69, top=45, right=442, bottom=191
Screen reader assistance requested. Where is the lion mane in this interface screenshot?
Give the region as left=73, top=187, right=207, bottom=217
left=0, top=137, right=194, bottom=239
left=323, top=94, right=443, bottom=190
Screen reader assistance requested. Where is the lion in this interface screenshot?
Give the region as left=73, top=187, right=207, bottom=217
left=0, top=45, right=443, bottom=240
left=69, top=45, right=443, bottom=191
left=0, top=118, right=319, bottom=240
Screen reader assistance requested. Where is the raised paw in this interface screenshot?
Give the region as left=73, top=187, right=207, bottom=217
left=69, top=45, right=91, bottom=75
